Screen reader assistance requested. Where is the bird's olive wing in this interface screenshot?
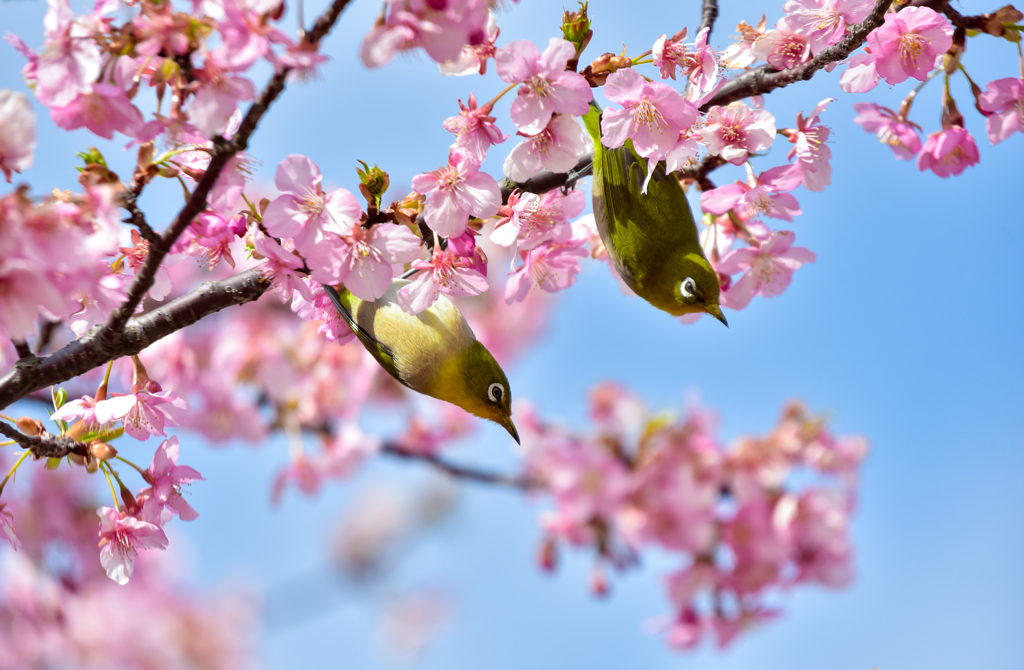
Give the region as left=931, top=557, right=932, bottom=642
left=321, top=283, right=405, bottom=383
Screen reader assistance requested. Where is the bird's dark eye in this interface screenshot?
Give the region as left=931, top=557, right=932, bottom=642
left=488, top=382, right=504, bottom=403
left=681, top=277, right=697, bottom=299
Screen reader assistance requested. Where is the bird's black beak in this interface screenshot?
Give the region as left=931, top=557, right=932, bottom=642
left=502, top=417, right=521, bottom=445
left=706, top=304, right=729, bottom=327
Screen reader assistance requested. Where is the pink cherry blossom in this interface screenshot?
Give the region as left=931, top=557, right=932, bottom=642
left=447, top=228, right=488, bottom=276
left=305, top=224, right=421, bottom=300
left=785, top=98, right=834, bottom=192
left=252, top=227, right=313, bottom=303
left=96, top=506, right=169, bottom=585
left=140, top=436, right=204, bottom=523
left=978, top=77, right=1024, bottom=145
left=34, top=0, right=103, bottom=109
left=720, top=18, right=768, bottom=69
left=495, top=38, right=592, bottom=134
left=439, top=11, right=498, bottom=76
left=717, top=230, right=816, bottom=310
left=49, top=83, right=145, bottom=140
left=505, top=236, right=587, bottom=304
left=95, top=388, right=190, bottom=441
left=262, top=154, right=363, bottom=255
left=442, top=93, right=507, bottom=160
left=412, top=147, right=501, bottom=238
left=360, top=0, right=491, bottom=68
left=0, top=89, right=35, bottom=182
left=4, top=33, right=39, bottom=87
left=397, top=250, right=489, bottom=315
left=852, top=102, right=922, bottom=160
left=866, top=6, right=953, bottom=85
left=187, top=74, right=256, bottom=139
left=653, top=27, right=719, bottom=95
left=664, top=130, right=702, bottom=174
left=0, top=504, right=20, bottom=553
left=50, top=393, right=107, bottom=427
left=120, top=230, right=172, bottom=300
left=702, top=101, right=777, bottom=165
left=839, top=51, right=880, bottom=92
left=601, top=68, right=699, bottom=161
left=784, top=0, right=874, bottom=55
left=290, top=279, right=356, bottom=344
left=915, top=126, right=979, bottom=177
left=750, top=17, right=811, bottom=70
left=701, top=165, right=803, bottom=222
left=653, top=28, right=689, bottom=80
left=491, top=188, right=585, bottom=250
left=131, top=2, right=192, bottom=57
left=67, top=268, right=131, bottom=338
left=170, top=212, right=247, bottom=269
left=209, top=0, right=282, bottom=72
left=503, top=113, right=589, bottom=181
left=0, top=258, right=69, bottom=340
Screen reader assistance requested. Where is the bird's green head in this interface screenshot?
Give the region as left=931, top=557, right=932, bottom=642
left=672, top=252, right=728, bottom=326
left=451, top=341, right=519, bottom=443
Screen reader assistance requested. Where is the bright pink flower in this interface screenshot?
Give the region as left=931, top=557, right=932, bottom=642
left=866, top=6, right=952, bottom=85
left=0, top=89, right=35, bottom=182
left=439, top=11, right=498, bottom=76
left=495, top=38, right=592, bottom=134
left=0, top=503, right=20, bottom=551
left=654, top=27, right=719, bottom=95
left=720, top=19, right=768, bottom=69
left=187, top=74, right=256, bottom=138
left=839, top=50, right=880, bottom=92
left=141, top=436, right=204, bottom=523
left=447, top=228, right=488, bottom=276
left=306, top=224, right=421, bottom=300
left=0, top=258, right=68, bottom=339
left=95, top=388, right=190, bottom=441
left=210, top=1, right=278, bottom=72
left=601, top=68, right=698, bottom=161
left=915, top=126, right=979, bottom=177
left=262, top=154, right=363, bottom=255
left=67, top=268, right=131, bottom=338
left=49, top=83, right=145, bottom=140
left=397, top=250, right=489, bottom=315
left=702, top=101, right=777, bottom=165
left=96, top=506, right=169, bottom=585
left=131, top=3, right=192, bottom=57
left=290, top=279, right=356, bottom=344
left=978, top=77, right=1024, bottom=145
left=491, top=188, right=585, bottom=250
left=412, top=147, right=501, bottom=238
left=503, top=113, right=589, bottom=181
left=785, top=98, right=834, bottom=191
left=34, top=0, right=103, bottom=108
left=505, top=237, right=587, bottom=304
left=717, top=230, right=816, bottom=310
left=252, top=227, right=313, bottom=303
left=120, top=229, right=172, bottom=300
left=701, top=165, right=803, bottom=222
left=50, top=393, right=107, bottom=427
left=852, top=102, right=922, bottom=160
left=360, top=0, right=491, bottom=68
left=664, top=130, right=702, bottom=174
left=4, top=32, right=39, bottom=87
left=784, top=0, right=874, bottom=55
left=789, top=489, right=854, bottom=587
left=653, top=28, right=688, bottom=80
left=750, top=17, right=811, bottom=70
left=171, top=212, right=247, bottom=269
left=442, top=93, right=507, bottom=160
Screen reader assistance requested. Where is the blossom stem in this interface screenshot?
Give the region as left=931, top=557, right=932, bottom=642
left=115, top=454, right=149, bottom=479
left=486, top=83, right=518, bottom=109
left=0, top=414, right=15, bottom=422
left=175, top=175, right=193, bottom=201
left=241, top=192, right=262, bottom=222
left=100, top=462, right=121, bottom=512
left=633, top=49, right=653, bottom=60
left=1017, top=38, right=1023, bottom=79
left=899, top=68, right=941, bottom=120
left=727, top=210, right=760, bottom=247
left=0, top=450, right=31, bottom=497
left=630, top=57, right=653, bottom=66
left=0, top=441, right=15, bottom=448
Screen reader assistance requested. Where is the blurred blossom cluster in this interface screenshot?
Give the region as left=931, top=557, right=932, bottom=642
left=519, top=383, right=867, bottom=649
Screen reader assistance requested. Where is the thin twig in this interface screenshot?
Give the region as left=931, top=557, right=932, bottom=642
left=0, top=422, right=89, bottom=459
left=698, top=0, right=719, bottom=37
left=11, top=340, right=32, bottom=361
left=381, top=444, right=537, bottom=490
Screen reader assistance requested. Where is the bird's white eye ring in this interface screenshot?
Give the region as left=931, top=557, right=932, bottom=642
left=488, top=383, right=505, bottom=403
left=681, top=277, right=697, bottom=299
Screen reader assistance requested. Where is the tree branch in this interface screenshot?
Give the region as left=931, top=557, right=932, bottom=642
left=0, top=268, right=272, bottom=412
left=699, top=0, right=894, bottom=111
left=500, top=156, right=594, bottom=201
left=698, top=0, right=719, bottom=37
left=381, top=444, right=537, bottom=490
left=0, top=422, right=88, bottom=459
left=99, top=0, right=356, bottom=339
left=11, top=340, right=32, bottom=361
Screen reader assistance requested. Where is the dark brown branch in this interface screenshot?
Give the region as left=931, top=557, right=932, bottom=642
left=121, top=190, right=159, bottom=244
left=0, top=268, right=271, bottom=412
left=699, top=0, right=894, bottom=111
left=100, top=0, right=355, bottom=338
left=500, top=155, right=594, bottom=201
left=11, top=340, right=32, bottom=361
left=381, top=444, right=537, bottom=490
left=698, top=0, right=719, bottom=37
left=0, top=422, right=88, bottom=459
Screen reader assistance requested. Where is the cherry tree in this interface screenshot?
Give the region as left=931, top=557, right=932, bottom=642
left=0, top=0, right=1020, bottom=664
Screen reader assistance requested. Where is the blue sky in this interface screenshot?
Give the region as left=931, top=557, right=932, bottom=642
left=3, top=0, right=1023, bottom=668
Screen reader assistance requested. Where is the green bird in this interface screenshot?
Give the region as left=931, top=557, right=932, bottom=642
left=582, top=102, right=728, bottom=325
left=323, top=280, right=519, bottom=443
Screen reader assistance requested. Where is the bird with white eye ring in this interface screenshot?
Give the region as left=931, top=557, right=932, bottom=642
left=323, top=280, right=520, bottom=443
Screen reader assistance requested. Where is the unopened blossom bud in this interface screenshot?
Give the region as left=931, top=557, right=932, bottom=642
left=538, top=537, right=559, bottom=573
left=130, top=355, right=153, bottom=394
left=561, top=2, right=593, bottom=64
left=66, top=420, right=88, bottom=440
left=259, top=197, right=271, bottom=215
left=943, top=30, right=964, bottom=74
left=119, top=482, right=140, bottom=515
left=16, top=417, right=43, bottom=436
left=89, top=440, right=118, bottom=461
left=983, top=5, right=1023, bottom=38
left=356, top=160, right=390, bottom=210
left=590, top=564, right=610, bottom=597
left=76, top=147, right=108, bottom=169
left=391, top=191, right=425, bottom=227
left=582, top=51, right=632, bottom=86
